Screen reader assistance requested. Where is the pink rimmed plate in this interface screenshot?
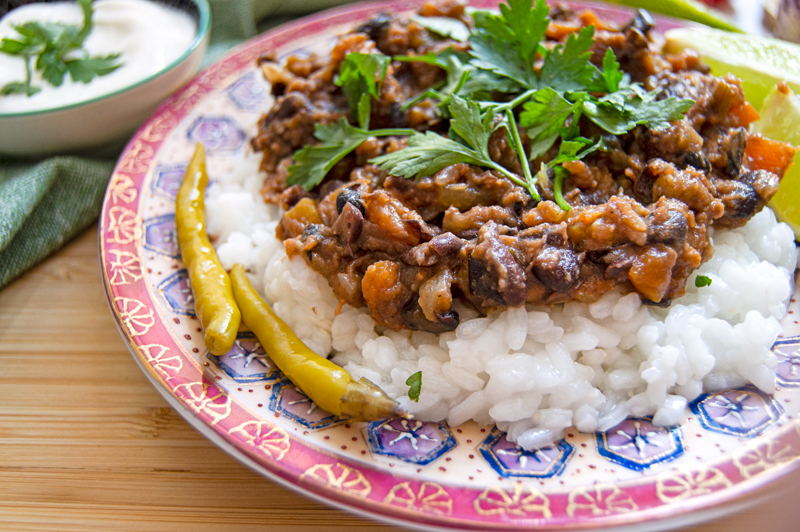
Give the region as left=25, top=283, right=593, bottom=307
left=100, top=1, right=800, bottom=530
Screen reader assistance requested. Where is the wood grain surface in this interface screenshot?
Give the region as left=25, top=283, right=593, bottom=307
left=0, top=226, right=798, bottom=532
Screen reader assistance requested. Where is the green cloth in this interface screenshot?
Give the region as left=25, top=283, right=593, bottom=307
left=0, top=0, right=354, bottom=290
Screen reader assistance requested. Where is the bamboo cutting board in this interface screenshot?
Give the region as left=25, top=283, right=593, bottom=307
left=0, top=226, right=797, bottom=531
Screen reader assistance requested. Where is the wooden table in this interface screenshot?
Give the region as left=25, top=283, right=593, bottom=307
left=0, top=229, right=798, bottom=531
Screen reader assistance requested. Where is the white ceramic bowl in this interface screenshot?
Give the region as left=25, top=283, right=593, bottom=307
left=0, top=0, right=210, bottom=157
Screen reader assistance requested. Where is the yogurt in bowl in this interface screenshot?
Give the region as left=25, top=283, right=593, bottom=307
left=0, top=0, right=209, bottom=156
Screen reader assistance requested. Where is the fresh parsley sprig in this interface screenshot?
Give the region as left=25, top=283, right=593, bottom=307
left=287, top=118, right=414, bottom=190
left=287, top=0, right=695, bottom=207
left=411, top=15, right=470, bottom=42
left=0, top=0, right=123, bottom=97
left=469, top=0, right=597, bottom=100
left=468, top=0, right=549, bottom=91
left=335, top=52, right=390, bottom=129
left=395, top=50, right=517, bottom=114
left=371, top=95, right=540, bottom=199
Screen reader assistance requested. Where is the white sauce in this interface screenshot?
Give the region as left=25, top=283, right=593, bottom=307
left=0, top=0, right=197, bottom=113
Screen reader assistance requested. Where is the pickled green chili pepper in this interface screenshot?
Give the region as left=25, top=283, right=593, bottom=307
left=230, top=264, right=400, bottom=421
left=176, top=143, right=241, bottom=356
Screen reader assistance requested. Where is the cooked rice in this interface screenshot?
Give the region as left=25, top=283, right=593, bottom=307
left=208, top=153, right=797, bottom=450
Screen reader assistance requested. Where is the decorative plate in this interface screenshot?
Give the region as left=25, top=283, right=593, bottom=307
left=100, top=1, right=800, bottom=530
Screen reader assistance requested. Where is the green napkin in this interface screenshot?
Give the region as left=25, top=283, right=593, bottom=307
left=0, top=0, right=354, bottom=290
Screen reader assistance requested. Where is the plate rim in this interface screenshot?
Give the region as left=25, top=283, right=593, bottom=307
left=98, top=1, right=800, bottom=530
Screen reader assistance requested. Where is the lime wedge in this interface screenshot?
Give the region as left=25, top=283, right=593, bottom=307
left=602, top=0, right=741, bottom=32
left=751, top=84, right=800, bottom=239
left=664, top=28, right=800, bottom=110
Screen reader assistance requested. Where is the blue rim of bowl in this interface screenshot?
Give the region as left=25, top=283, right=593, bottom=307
left=0, top=0, right=211, bottom=119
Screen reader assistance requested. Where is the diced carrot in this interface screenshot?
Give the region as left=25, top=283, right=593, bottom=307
left=284, top=197, right=322, bottom=225
left=744, top=133, right=798, bottom=177
left=729, top=101, right=760, bottom=127
left=546, top=21, right=581, bottom=40
left=579, top=12, right=599, bottom=27
left=578, top=11, right=614, bottom=31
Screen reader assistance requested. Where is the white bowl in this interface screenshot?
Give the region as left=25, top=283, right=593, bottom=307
left=0, top=0, right=210, bottom=157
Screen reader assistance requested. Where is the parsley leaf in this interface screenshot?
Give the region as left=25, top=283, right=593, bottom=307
left=396, top=51, right=470, bottom=112
left=626, top=92, right=696, bottom=130
left=469, top=33, right=536, bottom=90
left=372, top=95, right=499, bottom=180
left=695, top=275, right=712, bottom=287
left=65, top=54, right=123, bottom=83
left=0, top=38, right=38, bottom=56
left=38, top=49, right=70, bottom=87
left=548, top=138, right=600, bottom=168
left=370, top=130, right=485, bottom=179
left=335, top=52, right=390, bottom=129
left=0, top=81, right=40, bottom=96
left=396, top=49, right=518, bottom=110
left=581, top=99, right=631, bottom=135
left=583, top=90, right=695, bottom=134
left=519, top=88, right=577, bottom=158
left=449, top=92, right=495, bottom=155
left=394, top=50, right=461, bottom=70
left=469, top=0, right=548, bottom=90
left=598, top=48, right=624, bottom=93
left=498, top=0, right=549, bottom=71
left=411, top=15, right=471, bottom=41
left=372, top=95, right=538, bottom=198
left=539, top=25, right=596, bottom=92
left=288, top=118, right=414, bottom=190
left=406, top=371, right=422, bottom=402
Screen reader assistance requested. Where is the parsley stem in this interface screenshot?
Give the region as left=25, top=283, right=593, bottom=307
left=505, top=109, right=540, bottom=201
left=366, top=127, right=417, bottom=137
left=488, top=162, right=534, bottom=197
left=401, top=80, right=445, bottom=111
left=493, top=88, right=536, bottom=114
left=553, top=167, right=571, bottom=212
left=24, top=55, right=32, bottom=88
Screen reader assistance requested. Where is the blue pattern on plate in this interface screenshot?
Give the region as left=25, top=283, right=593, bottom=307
left=365, top=419, right=457, bottom=465
left=226, top=72, right=269, bottom=112
left=207, top=332, right=281, bottom=384
left=268, top=378, right=344, bottom=430
left=142, top=214, right=179, bottom=258
left=156, top=269, right=194, bottom=316
left=690, top=386, right=783, bottom=437
left=151, top=164, right=188, bottom=200
left=187, top=116, right=246, bottom=153
left=773, top=337, right=800, bottom=388
left=479, top=428, right=574, bottom=478
left=596, top=418, right=683, bottom=471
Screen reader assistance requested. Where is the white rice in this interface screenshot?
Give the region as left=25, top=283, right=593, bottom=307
left=208, top=153, right=798, bottom=450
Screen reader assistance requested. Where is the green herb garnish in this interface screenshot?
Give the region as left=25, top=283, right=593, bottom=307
left=287, top=118, right=414, bottom=190
left=695, top=275, right=712, bottom=287
left=411, top=15, right=471, bottom=42
left=287, top=0, right=695, bottom=209
left=468, top=0, right=550, bottom=91
left=0, top=0, right=123, bottom=97
left=372, top=95, right=540, bottom=199
left=406, top=371, right=422, bottom=402
left=335, top=52, right=390, bottom=129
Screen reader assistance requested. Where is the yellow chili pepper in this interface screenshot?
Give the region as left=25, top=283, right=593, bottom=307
left=230, top=264, right=400, bottom=421
left=176, top=143, right=241, bottom=356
